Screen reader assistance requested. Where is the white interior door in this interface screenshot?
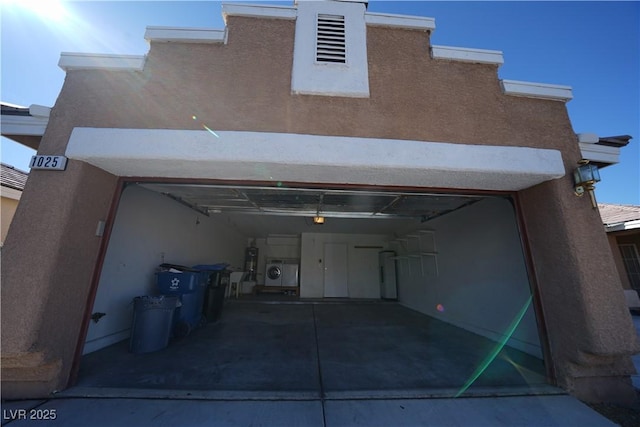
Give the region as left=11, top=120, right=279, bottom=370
left=324, top=243, right=348, bottom=297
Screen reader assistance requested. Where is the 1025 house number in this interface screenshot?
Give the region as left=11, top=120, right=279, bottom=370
left=29, top=155, right=68, bottom=171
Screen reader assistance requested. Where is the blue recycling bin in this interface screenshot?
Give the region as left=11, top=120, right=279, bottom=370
left=157, top=265, right=206, bottom=337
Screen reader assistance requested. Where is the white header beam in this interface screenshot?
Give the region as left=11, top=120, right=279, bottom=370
left=66, top=128, right=565, bottom=192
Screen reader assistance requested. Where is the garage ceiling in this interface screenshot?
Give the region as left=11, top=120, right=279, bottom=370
left=139, top=183, right=485, bottom=236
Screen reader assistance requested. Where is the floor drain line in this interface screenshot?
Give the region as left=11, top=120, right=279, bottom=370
left=312, top=304, right=327, bottom=427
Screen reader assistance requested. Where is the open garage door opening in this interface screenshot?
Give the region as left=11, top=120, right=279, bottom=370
left=74, top=181, right=552, bottom=398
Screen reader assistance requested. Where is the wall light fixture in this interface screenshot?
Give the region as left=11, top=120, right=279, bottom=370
left=573, top=159, right=601, bottom=208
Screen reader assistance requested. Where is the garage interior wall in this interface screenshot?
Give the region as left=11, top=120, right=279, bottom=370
left=300, top=233, right=392, bottom=299
left=396, top=198, right=542, bottom=359
left=83, top=185, right=246, bottom=354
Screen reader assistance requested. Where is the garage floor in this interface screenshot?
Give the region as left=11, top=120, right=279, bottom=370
left=75, top=301, right=550, bottom=398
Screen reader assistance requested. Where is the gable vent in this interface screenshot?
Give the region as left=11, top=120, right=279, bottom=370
left=316, top=14, right=346, bottom=63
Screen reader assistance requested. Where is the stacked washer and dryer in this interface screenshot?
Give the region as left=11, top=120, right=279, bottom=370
left=265, top=259, right=299, bottom=287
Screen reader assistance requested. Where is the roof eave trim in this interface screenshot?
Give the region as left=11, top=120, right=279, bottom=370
left=0, top=114, right=49, bottom=137
left=501, top=79, right=573, bottom=102
left=364, top=11, right=435, bottom=31
left=144, top=27, right=226, bottom=44
left=58, top=53, right=146, bottom=72
left=221, top=3, right=297, bottom=23
left=605, top=219, right=640, bottom=232
left=431, top=45, right=503, bottom=66
left=579, top=143, right=621, bottom=166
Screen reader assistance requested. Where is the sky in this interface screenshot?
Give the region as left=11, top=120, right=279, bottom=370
left=1, top=0, right=639, bottom=205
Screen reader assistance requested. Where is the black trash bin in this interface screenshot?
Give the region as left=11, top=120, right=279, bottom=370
left=129, top=295, right=179, bottom=354
left=193, top=264, right=229, bottom=322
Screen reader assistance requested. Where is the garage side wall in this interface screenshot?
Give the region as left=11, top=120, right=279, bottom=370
left=1, top=161, right=118, bottom=399
left=84, top=185, right=247, bottom=354
left=397, top=198, right=541, bottom=358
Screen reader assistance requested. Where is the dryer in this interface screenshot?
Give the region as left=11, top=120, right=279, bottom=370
left=281, top=262, right=299, bottom=287
left=265, top=260, right=284, bottom=286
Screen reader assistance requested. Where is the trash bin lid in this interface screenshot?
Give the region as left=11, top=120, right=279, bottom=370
left=159, top=263, right=200, bottom=272
left=192, top=263, right=229, bottom=271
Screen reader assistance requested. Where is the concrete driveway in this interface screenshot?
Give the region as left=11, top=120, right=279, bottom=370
left=2, top=301, right=631, bottom=426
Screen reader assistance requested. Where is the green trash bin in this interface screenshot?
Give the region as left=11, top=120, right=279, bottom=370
left=129, top=295, right=179, bottom=354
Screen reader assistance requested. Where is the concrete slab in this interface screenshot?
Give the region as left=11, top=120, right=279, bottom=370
left=5, top=399, right=324, bottom=427
left=324, top=395, right=617, bottom=427
left=78, top=303, right=320, bottom=392
left=77, top=301, right=547, bottom=396
left=1, top=396, right=615, bottom=427
left=313, top=303, right=546, bottom=393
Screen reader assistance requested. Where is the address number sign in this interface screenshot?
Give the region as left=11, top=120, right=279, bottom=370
left=29, top=155, right=68, bottom=171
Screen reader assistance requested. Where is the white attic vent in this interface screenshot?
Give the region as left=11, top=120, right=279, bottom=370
left=291, top=1, right=369, bottom=97
left=316, top=14, right=346, bottom=63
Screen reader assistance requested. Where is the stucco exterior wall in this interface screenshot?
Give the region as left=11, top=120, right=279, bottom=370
left=1, top=195, right=19, bottom=245
left=519, top=177, right=639, bottom=403
left=608, top=233, right=634, bottom=290
left=48, top=18, right=573, bottom=151
left=1, top=160, right=117, bottom=397
left=2, top=12, right=637, bottom=402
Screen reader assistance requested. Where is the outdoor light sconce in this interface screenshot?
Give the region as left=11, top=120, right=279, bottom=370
left=573, top=159, right=601, bottom=208
left=313, top=215, right=325, bottom=225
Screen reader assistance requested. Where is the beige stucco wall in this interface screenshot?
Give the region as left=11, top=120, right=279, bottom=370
left=2, top=14, right=638, bottom=402
left=1, top=194, right=20, bottom=245
left=609, top=232, right=640, bottom=291
left=519, top=180, right=638, bottom=403
left=1, top=161, right=118, bottom=397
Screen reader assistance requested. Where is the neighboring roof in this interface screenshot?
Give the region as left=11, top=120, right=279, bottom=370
left=0, top=102, right=50, bottom=150
left=0, top=163, right=29, bottom=192
left=599, top=203, right=640, bottom=232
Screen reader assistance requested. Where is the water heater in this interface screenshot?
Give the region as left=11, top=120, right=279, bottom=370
left=244, top=247, right=259, bottom=281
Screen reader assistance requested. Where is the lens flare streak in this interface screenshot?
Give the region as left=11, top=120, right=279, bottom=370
left=202, top=124, right=220, bottom=138
left=454, top=294, right=533, bottom=398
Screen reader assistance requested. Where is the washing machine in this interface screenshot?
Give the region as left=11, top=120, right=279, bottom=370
left=265, top=260, right=284, bottom=286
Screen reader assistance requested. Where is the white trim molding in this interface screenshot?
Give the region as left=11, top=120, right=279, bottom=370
left=28, top=104, right=51, bottom=118
left=501, top=79, right=573, bottom=102
left=144, top=27, right=226, bottom=44
left=221, top=3, right=297, bottom=23
left=66, top=128, right=565, bottom=192
left=365, top=12, right=435, bottom=31
left=59, top=53, right=146, bottom=72
left=577, top=133, right=599, bottom=144
left=431, top=45, right=503, bottom=66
